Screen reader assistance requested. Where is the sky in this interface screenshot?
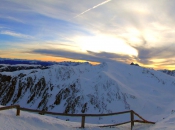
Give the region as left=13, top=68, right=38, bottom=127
left=1, top=0, right=175, bottom=69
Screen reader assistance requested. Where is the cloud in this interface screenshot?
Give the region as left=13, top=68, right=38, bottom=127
left=139, top=45, right=175, bottom=59
left=72, top=0, right=175, bottom=47
left=30, top=48, right=136, bottom=63
left=133, top=44, right=175, bottom=65
left=0, top=15, right=25, bottom=23
left=1, top=0, right=175, bottom=69
left=0, top=30, right=34, bottom=39
left=87, top=51, right=136, bottom=63
left=31, top=49, right=110, bottom=62
left=8, top=0, right=113, bottom=20
left=19, top=42, right=175, bottom=67
left=4, top=0, right=175, bottom=48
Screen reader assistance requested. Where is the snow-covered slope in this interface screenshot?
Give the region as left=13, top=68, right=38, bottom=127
left=159, top=69, right=175, bottom=77
left=0, top=61, right=175, bottom=124
left=0, top=106, right=175, bottom=130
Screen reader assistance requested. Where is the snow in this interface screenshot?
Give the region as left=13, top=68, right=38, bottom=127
left=0, top=106, right=175, bottom=130
left=1, top=61, right=175, bottom=129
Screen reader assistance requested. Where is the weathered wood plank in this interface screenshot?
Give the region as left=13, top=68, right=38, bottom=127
left=0, top=105, right=20, bottom=116
left=134, top=120, right=155, bottom=124
left=0, top=105, right=155, bottom=129
left=130, top=110, right=134, bottom=130
left=20, top=107, right=131, bottom=117
left=81, top=116, right=85, bottom=128
left=133, top=111, right=148, bottom=122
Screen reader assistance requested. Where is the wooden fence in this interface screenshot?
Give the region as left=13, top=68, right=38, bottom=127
left=0, top=105, right=155, bottom=130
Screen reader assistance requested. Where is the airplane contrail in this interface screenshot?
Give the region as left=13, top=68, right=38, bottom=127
left=74, top=0, right=112, bottom=18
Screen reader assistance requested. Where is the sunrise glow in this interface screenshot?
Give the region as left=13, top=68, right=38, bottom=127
left=1, top=0, right=175, bottom=70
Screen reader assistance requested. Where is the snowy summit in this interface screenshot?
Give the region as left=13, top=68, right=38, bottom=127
left=0, top=61, right=175, bottom=129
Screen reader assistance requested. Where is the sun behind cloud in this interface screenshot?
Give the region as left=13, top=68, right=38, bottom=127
left=76, top=34, right=138, bottom=56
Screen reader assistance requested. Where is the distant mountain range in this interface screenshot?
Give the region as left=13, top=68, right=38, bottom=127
left=159, top=69, right=175, bottom=77
left=0, top=58, right=85, bottom=66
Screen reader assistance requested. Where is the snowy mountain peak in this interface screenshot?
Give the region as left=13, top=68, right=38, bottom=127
left=0, top=61, right=175, bottom=124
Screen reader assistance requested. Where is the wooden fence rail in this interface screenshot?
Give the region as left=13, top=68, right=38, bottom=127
left=0, top=105, right=155, bottom=130
left=0, top=105, right=20, bottom=116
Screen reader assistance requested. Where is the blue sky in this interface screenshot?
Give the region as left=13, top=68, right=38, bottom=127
left=1, top=0, right=175, bottom=69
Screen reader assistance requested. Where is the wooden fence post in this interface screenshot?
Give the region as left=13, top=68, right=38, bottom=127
left=130, top=110, right=134, bottom=130
left=16, top=105, right=20, bottom=116
left=81, top=116, right=85, bottom=128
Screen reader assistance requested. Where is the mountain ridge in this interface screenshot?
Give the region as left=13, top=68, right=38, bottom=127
left=0, top=61, right=175, bottom=123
